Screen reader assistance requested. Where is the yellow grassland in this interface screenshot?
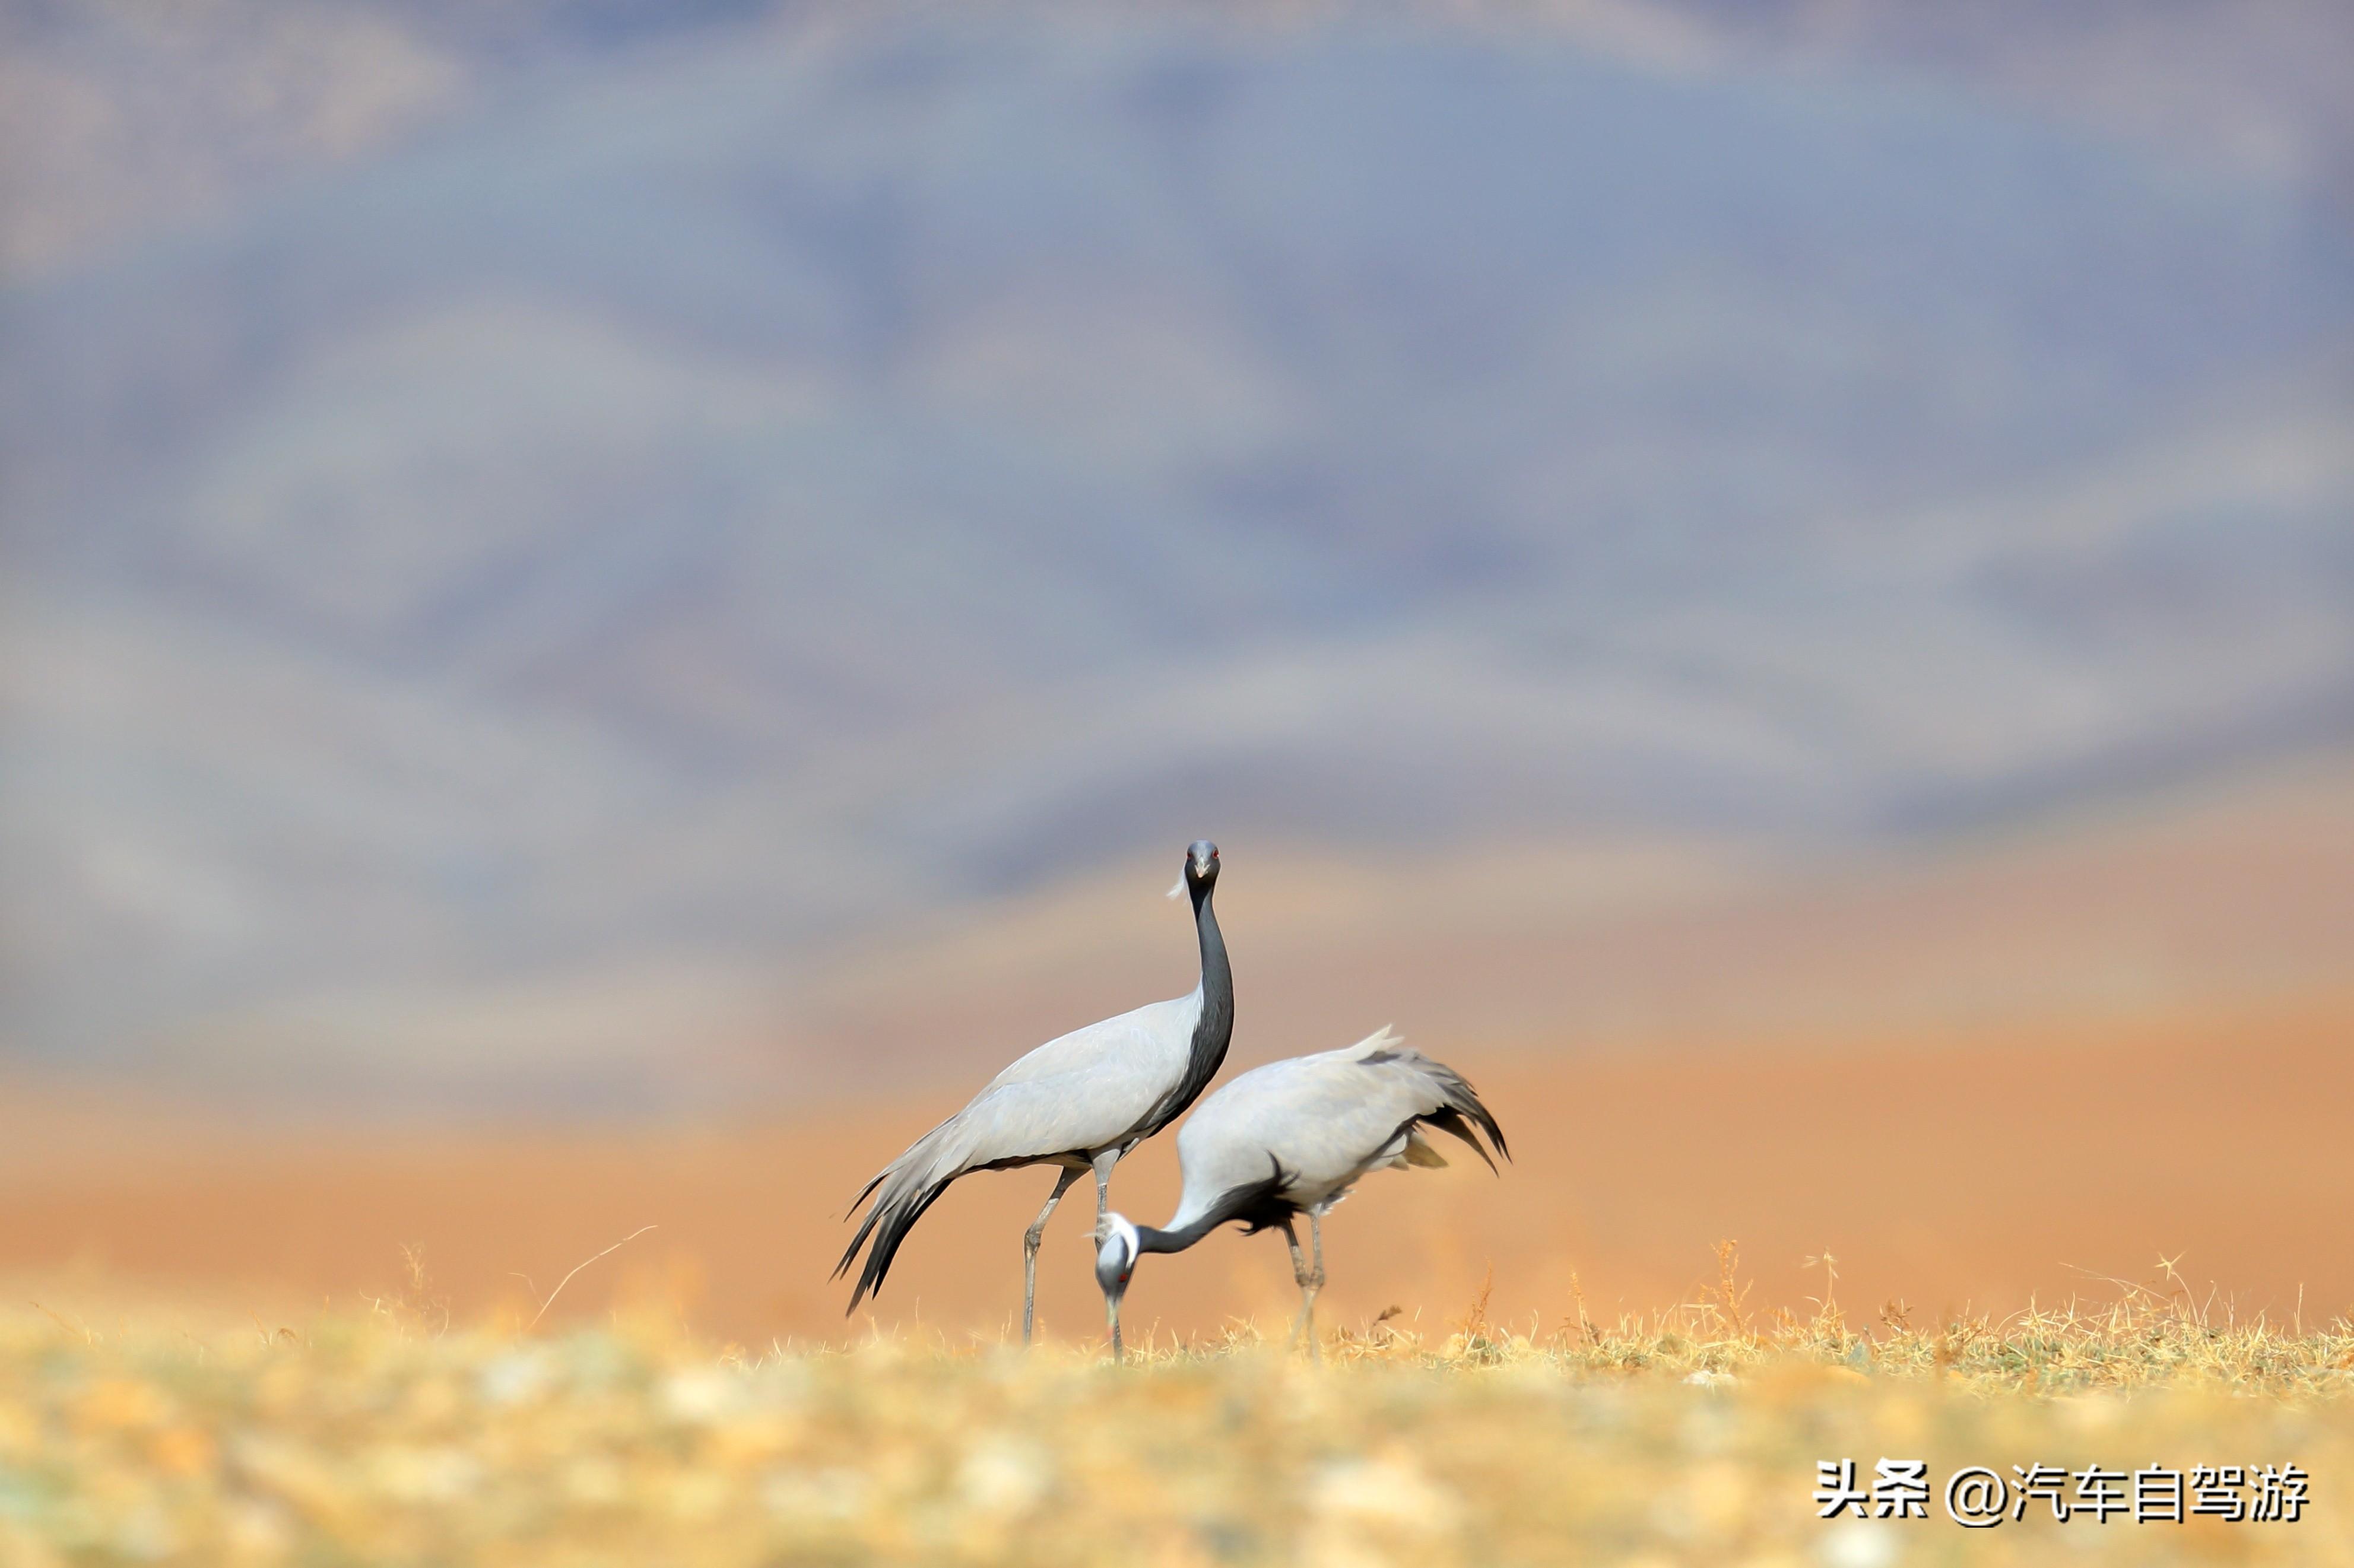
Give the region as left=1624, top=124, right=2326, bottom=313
left=6, top=1257, right=2352, bottom=1568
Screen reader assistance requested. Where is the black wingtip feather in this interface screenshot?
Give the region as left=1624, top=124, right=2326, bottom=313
left=1444, top=1066, right=1509, bottom=1164
left=1395, top=1048, right=1508, bottom=1173
left=839, top=1176, right=954, bottom=1315
left=1422, top=1107, right=1500, bottom=1173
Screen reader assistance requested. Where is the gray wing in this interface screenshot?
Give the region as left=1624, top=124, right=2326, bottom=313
left=835, top=997, right=1197, bottom=1310
left=1167, top=1027, right=1507, bottom=1230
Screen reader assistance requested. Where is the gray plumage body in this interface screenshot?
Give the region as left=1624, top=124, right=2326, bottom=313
left=1095, top=1026, right=1506, bottom=1357
left=836, top=841, right=1232, bottom=1323
left=1155, top=1026, right=1505, bottom=1241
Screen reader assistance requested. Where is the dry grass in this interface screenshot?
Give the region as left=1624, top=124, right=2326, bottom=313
left=7, top=1252, right=2353, bottom=1567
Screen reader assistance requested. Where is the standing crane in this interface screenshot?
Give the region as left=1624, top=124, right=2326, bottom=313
left=1092, top=1026, right=1506, bottom=1360
left=836, top=840, right=1233, bottom=1341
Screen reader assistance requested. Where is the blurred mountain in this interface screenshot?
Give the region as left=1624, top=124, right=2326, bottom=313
left=7, top=0, right=2350, bottom=287
left=1663, top=0, right=2354, bottom=194
left=1, top=6, right=2349, bottom=1105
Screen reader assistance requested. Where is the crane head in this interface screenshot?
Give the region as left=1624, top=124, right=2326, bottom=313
left=1096, top=1214, right=1142, bottom=1363
left=1168, top=841, right=1219, bottom=900
left=1095, top=1213, right=1140, bottom=1301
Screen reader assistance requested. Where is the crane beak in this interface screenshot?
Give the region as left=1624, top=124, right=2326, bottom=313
left=1106, top=1290, right=1125, bottom=1363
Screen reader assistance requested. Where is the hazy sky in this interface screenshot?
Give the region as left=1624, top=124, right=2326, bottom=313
left=2, top=3, right=2348, bottom=1107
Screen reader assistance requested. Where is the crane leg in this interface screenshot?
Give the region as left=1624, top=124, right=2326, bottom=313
left=1091, top=1149, right=1125, bottom=1363
left=1022, top=1166, right=1083, bottom=1346
left=1305, top=1209, right=1327, bottom=1361
left=1090, top=1148, right=1119, bottom=1241
left=1281, top=1217, right=1321, bottom=1360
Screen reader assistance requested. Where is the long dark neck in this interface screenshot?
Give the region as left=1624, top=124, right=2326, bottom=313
left=1135, top=1150, right=1292, bottom=1256
left=1126, top=877, right=1234, bottom=1141
left=1189, top=878, right=1232, bottom=1068
left=1134, top=1214, right=1224, bottom=1255
left=1174, top=880, right=1235, bottom=1098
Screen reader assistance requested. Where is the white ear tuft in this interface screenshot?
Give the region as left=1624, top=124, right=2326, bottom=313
left=1166, top=878, right=1185, bottom=900
left=1098, top=1213, right=1141, bottom=1261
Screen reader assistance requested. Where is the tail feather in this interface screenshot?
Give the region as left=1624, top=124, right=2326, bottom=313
left=1427, top=1061, right=1508, bottom=1164
left=1356, top=1028, right=1510, bottom=1170
left=839, top=1175, right=954, bottom=1312
left=1421, top=1107, right=1500, bottom=1172
left=831, top=1180, right=892, bottom=1280
left=834, top=1114, right=972, bottom=1313
left=839, top=1167, right=890, bottom=1227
